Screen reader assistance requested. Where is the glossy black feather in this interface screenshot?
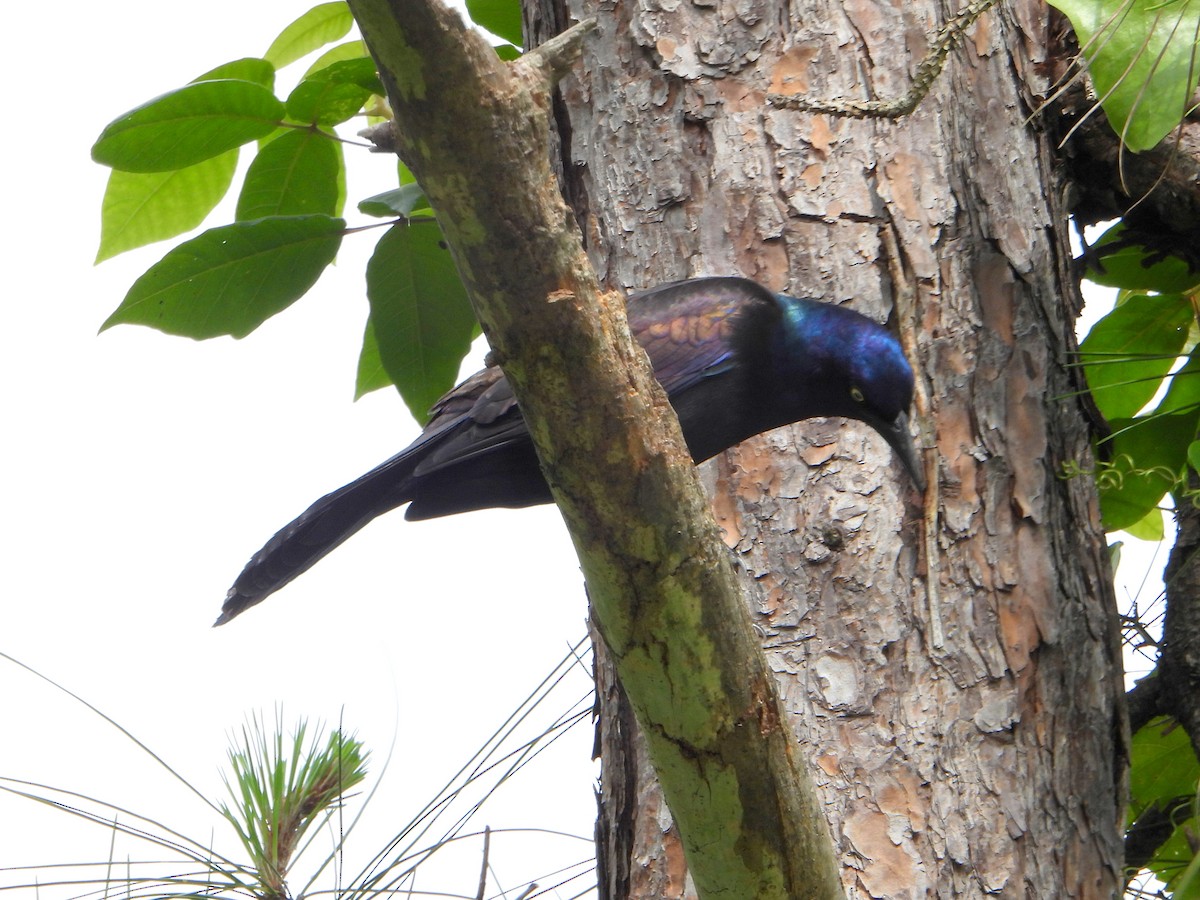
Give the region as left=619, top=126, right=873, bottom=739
left=218, top=277, right=921, bottom=625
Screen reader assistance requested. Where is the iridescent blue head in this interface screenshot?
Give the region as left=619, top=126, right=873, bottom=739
left=766, top=294, right=924, bottom=490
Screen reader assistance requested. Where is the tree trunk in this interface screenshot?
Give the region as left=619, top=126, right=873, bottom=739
left=527, top=0, right=1128, bottom=894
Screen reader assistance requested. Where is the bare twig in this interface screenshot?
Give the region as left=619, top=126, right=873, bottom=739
left=475, top=825, right=491, bottom=900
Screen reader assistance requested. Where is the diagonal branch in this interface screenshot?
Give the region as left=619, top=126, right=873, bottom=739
left=345, top=0, right=845, bottom=896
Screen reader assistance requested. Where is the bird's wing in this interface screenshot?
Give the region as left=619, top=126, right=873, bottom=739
left=628, top=276, right=780, bottom=395
left=403, top=366, right=532, bottom=478
left=416, top=277, right=779, bottom=457
left=396, top=278, right=782, bottom=488
left=404, top=277, right=779, bottom=474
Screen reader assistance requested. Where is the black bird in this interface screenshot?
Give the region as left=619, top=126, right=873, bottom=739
left=218, top=277, right=923, bottom=625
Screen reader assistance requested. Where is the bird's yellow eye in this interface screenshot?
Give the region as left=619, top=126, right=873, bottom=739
left=850, top=386, right=865, bottom=403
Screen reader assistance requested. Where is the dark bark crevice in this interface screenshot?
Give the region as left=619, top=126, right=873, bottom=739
left=1161, top=480, right=1200, bottom=764
left=1125, top=673, right=1163, bottom=736
left=1065, top=113, right=1200, bottom=248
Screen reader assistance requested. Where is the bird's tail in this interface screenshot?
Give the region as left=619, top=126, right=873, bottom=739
left=215, top=455, right=415, bottom=626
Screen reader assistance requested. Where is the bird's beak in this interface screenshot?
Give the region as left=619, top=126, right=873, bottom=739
left=878, top=411, right=926, bottom=493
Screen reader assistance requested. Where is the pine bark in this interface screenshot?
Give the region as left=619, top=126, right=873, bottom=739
left=527, top=0, right=1129, bottom=895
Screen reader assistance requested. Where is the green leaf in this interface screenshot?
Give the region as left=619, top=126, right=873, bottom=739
left=1086, top=223, right=1200, bottom=293
left=285, top=81, right=369, bottom=126
left=93, top=80, right=285, bottom=173
left=1108, top=539, right=1123, bottom=570
left=302, top=40, right=369, bottom=79
left=308, top=57, right=384, bottom=94
left=465, top=0, right=523, bottom=46
left=237, top=130, right=342, bottom=220
left=1157, top=345, right=1200, bottom=419
left=365, top=223, right=478, bottom=421
left=1128, top=717, right=1200, bottom=889
left=194, top=57, right=276, bottom=90
left=1176, top=854, right=1200, bottom=899
left=1131, top=718, right=1199, bottom=814
left=1099, top=412, right=1195, bottom=530
left=1078, top=293, right=1193, bottom=420
left=1122, top=505, right=1164, bottom=541
left=1099, top=473, right=1168, bottom=532
left=286, top=58, right=382, bottom=125
left=264, top=2, right=354, bottom=69
left=1188, top=439, right=1200, bottom=473
left=355, top=317, right=395, bottom=398
left=1049, top=0, right=1200, bottom=150
left=358, top=185, right=428, bottom=217
left=102, top=215, right=345, bottom=339
left=96, top=149, right=238, bottom=262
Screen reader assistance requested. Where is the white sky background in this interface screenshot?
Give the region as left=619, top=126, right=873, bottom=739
left=0, top=1, right=1163, bottom=897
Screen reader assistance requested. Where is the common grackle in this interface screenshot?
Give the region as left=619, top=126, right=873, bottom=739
left=218, top=277, right=923, bottom=625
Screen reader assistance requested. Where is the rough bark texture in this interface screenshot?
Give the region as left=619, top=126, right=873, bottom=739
left=1162, top=478, right=1200, bottom=763
left=527, top=0, right=1128, bottom=895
